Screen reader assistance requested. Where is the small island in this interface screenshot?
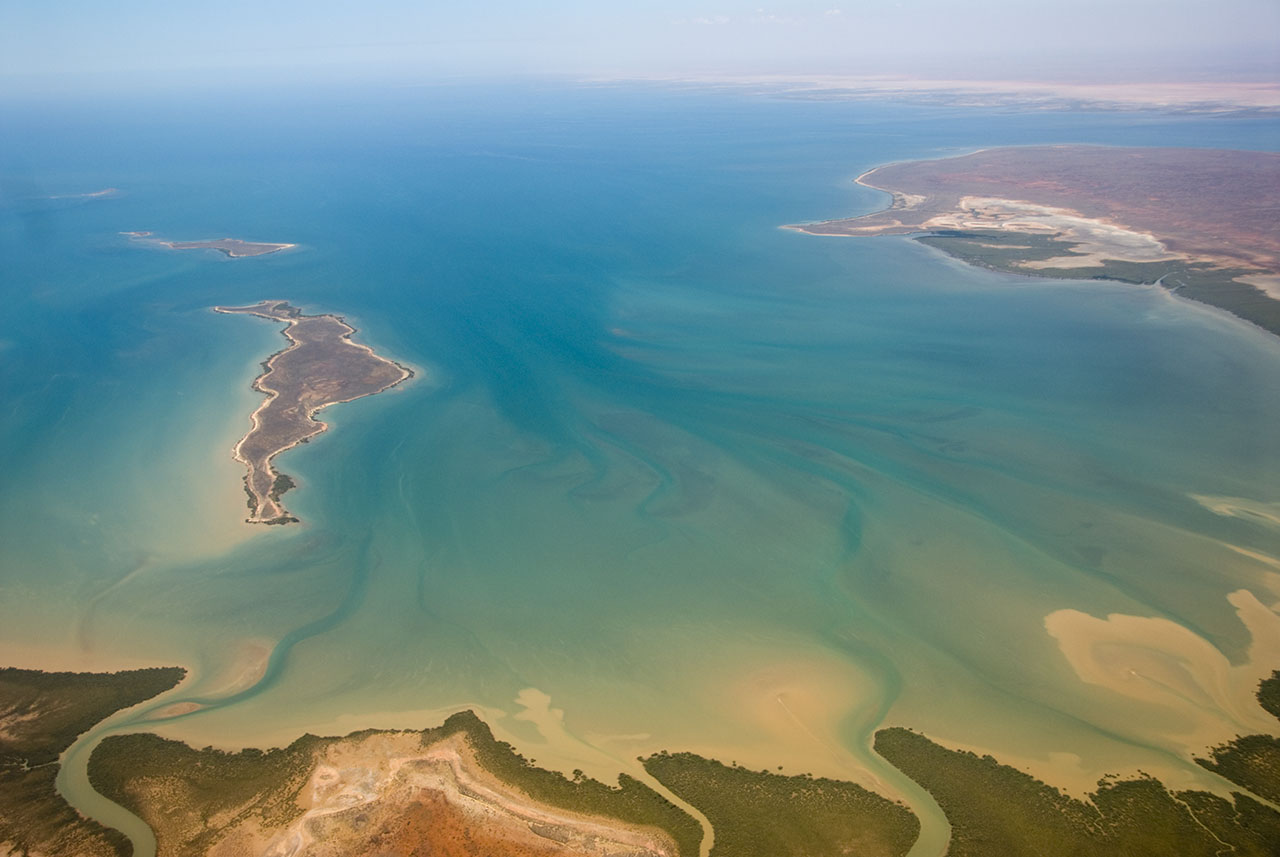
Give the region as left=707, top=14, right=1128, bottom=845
left=787, top=145, right=1280, bottom=336
left=122, top=232, right=295, bottom=257
left=216, top=301, right=413, bottom=525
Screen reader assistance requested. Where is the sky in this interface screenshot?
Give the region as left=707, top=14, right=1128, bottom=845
left=2, top=0, right=1278, bottom=91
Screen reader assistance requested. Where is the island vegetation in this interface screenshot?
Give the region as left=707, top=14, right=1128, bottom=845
left=216, top=301, right=413, bottom=525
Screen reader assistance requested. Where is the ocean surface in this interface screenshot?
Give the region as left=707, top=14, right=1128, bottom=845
left=2, top=81, right=1279, bottom=853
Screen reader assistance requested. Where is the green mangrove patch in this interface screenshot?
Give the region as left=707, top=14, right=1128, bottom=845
left=642, top=751, right=919, bottom=857
left=874, top=727, right=1280, bottom=857
left=0, top=666, right=185, bottom=857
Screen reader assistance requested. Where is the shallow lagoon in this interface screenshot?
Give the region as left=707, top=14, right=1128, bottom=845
left=2, top=82, right=1278, bottom=852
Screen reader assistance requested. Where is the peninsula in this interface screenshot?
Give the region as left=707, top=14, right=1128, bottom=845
left=215, top=301, right=413, bottom=525
left=787, top=146, right=1280, bottom=336
left=122, top=232, right=295, bottom=257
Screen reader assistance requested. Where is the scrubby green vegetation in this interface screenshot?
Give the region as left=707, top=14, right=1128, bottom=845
left=0, top=666, right=185, bottom=765
left=1197, top=669, right=1280, bottom=804
left=918, top=229, right=1086, bottom=266
left=268, top=473, right=296, bottom=502
left=642, top=751, right=918, bottom=857
left=0, top=666, right=185, bottom=857
left=0, top=766, right=131, bottom=857
left=874, top=727, right=1280, bottom=857
left=443, top=711, right=704, bottom=856
left=1258, top=670, right=1280, bottom=719
left=917, top=229, right=1280, bottom=337
left=1197, top=733, right=1280, bottom=804
left=90, top=731, right=322, bottom=855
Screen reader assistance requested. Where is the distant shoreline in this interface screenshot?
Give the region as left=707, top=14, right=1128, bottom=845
left=785, top=145, right=1280, bottom=337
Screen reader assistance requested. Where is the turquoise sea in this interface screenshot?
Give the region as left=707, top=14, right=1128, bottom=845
left=2, top=82, right=1279, bottom=853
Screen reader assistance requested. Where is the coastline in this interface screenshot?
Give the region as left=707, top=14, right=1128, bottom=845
left=783, top=146, right=1280, bottom=337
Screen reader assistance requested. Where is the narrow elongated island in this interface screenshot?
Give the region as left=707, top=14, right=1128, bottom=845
left=123, top=232, right=296, bottom=257
left=787, top=145, right=1280, bottom=336
left=216, top=301, right=413, bottom=524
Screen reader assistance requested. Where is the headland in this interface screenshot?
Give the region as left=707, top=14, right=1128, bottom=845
left=4, top=661, right=1276, bottom=857
left=215, top=301, right=413, bottom=525
left=122, top=232, right=296, bottom=257
left=786, top=145, right=1280, bottom=336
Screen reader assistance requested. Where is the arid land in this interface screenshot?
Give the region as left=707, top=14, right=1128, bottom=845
left=215, top=301, right=413, bottom=525
left=122, top=232, right=296, bottom=257
left=90, top=714, right=692, bottom=857
left=609, top=75, right=1280, bottom=114
left=786, top=145, right=1280, bottom=336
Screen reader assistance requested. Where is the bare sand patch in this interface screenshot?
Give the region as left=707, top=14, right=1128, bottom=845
left=149, top=701, right=205, bottom=719
left=1224, top=544, right=1280, bottom=572
left=247, top=730, right=679, bottom=857
left=1190, top=493, right=1280, bottom=528
left=1239, top=274, right=1280, bottom=300
left=931, top=197, right=1181, bottom=268
left=206, top=640, right=271, bottom=697
left=672, top=649, right=896, bottom=794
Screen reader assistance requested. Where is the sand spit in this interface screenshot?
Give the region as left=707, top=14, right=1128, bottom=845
left=215, top=301, right=413, bottom=524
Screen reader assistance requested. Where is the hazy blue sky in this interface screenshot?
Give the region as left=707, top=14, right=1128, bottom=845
left=3, top=0, right=1278, bottom=89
